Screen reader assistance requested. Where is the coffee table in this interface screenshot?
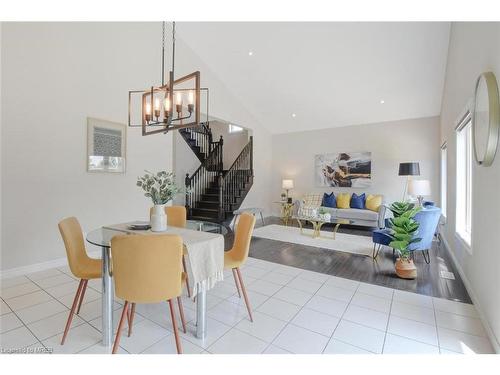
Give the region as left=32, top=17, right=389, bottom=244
left=293, top=215, right=354, bottom=239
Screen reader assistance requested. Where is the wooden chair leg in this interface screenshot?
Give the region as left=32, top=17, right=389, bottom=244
left=168, top=299, right=183, bottom=354
left=235, top=268, right=253, bottom=322
left=112, top=301, right=129, bottom=354
left=61, top=279, right=84, bottom=345
left=128, top=303, right=136, bottom=337
left=177, top=297, right=187, bottom=333
left=232, top=268, right=241, bottom=298
left=182, top=255, right=192, bottom=298
left=76, top=279, right=88, bottom=315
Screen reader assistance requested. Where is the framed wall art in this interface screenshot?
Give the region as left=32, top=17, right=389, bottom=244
left=315, top=152, right=371, bottom=188
left=87, top=117, right=126, bottom=173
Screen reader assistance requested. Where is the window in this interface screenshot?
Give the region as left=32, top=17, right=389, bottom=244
left=456, top=117, right=472, bottom=248
left=440, top=143, right=447, bottom=218
left=229, top=124, right=243, bottom=133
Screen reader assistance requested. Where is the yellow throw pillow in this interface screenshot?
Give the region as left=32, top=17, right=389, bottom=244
left=366, top=194, right=383, bottom=212
left=337, top=193, right=351, bottom=209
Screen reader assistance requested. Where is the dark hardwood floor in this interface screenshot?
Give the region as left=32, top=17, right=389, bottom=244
left=223, top=216, right=471, bottom=304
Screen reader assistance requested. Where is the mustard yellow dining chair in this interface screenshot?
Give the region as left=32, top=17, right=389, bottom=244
left=110, top=234, right=186, bottom=354
left=224, top=212, right=256, bottom=322
left=58, top=217, right=102, bottom=345
left=165, top=206, right=187, bottom=228
left=149, top=205, right=192, bottom=297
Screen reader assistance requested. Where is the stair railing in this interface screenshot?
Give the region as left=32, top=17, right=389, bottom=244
left=218, top=136, right=253, bottom=220
left=182, top=123, right=213, bottom=157
left=185, top=141, right=223, bottom=216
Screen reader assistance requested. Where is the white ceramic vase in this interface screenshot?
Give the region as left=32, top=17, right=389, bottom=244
left=151, top=204, right=167, bottom=232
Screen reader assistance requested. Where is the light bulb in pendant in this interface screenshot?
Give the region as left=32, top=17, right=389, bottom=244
left=145, top=102, right=152, bottom=122
left=154, top=98, right=161, bottom=118
left=175, top=92, right=183, bottom=105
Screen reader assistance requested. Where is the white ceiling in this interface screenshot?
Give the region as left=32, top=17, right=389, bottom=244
left=178, top=22, right=451, bottom=134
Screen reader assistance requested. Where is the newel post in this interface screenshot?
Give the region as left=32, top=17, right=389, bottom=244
left=184, top=173, right=191, bottom=215
left=218, top=171, right=224, bottom=221
left=219, top=135, right=224, bottom=171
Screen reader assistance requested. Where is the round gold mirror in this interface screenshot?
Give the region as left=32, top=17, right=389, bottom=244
left=472, top=72, right=500, bottom=167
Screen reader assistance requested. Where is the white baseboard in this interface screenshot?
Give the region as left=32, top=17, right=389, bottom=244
left=0, top=250, right=100, bottom=280
left=440, top=234, right=500, bottom=353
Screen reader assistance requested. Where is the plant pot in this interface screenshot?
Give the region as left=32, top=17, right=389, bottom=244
left=395, top=258, right=417, bottom=279
left=151, top=204, right=167, bottom=232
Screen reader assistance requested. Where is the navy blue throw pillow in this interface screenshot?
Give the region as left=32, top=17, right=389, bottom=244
left=322, top=192, right=336, bottom=208
left=350, top=193, right=366, bottom=209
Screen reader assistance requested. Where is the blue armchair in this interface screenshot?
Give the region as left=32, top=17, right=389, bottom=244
left=372, top=228, right=393, bottom=260
left=408, top=206, right=441, bottom=263
left=372, top=206, right=441, bottom=263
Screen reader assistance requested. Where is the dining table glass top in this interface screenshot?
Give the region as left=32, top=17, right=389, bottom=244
left=86, top=219, right=228, bottom=248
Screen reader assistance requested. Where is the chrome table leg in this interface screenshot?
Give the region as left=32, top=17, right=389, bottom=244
left=196, top=289, right=206, bottom=339
left=101, top=246, right=113, bottom=346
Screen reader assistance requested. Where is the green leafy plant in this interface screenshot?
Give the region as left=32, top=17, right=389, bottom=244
left=136, top=170, right=182, bottom=205
left=388, top=201, right=415, bottom=218
left=388, top=202, right=422, bottom=261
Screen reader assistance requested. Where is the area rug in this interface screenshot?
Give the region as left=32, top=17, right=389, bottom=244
left=252, top=224, right=373, bottom=257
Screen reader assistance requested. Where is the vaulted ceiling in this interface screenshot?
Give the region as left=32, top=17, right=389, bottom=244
left=178, top=22, right=451, bottom=134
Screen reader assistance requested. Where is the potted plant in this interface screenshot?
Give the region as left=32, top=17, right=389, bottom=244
left=137, top=170, right=182, bottom=232
left=388, top=202, right=422, bottom=279
left=387, top=201, right=415, bottom=218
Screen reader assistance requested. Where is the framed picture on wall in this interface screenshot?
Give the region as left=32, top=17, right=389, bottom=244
left=315, top=152, right=371, bottom=187
left=87, top=117, right=126, bottom=173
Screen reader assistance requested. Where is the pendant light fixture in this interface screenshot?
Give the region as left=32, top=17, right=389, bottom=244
left=128, top=22, right=208, bottom=136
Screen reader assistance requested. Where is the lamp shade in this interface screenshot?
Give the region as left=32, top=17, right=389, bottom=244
left=399, top=162, right=420, bottom=176
left=282, top=179, right=294, bottom=190
left=408, top=179, right=431, bottom=196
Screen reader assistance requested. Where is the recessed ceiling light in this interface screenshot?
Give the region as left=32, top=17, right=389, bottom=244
left=380, top=100, right=385, bottom=104
left=248, top=51, right=253, bottom=56
left=292, top=113, right=296, bottom=118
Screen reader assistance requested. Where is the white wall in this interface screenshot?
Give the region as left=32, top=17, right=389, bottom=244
left=1, top=23, right=173, bottom=271
left=1, top=22, right=274, bottom=272
left=439, top=22, right=500, bottom=352
left=271, top=117, right=440, bottom=214
left=0, top=23, right=3, bottom=260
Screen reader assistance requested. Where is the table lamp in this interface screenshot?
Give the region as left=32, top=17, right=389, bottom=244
left=398, top=162, right=420, bottom=201
left=282, top=179, right=294, bottom=200
left=408, top=179, right=431, bottom=207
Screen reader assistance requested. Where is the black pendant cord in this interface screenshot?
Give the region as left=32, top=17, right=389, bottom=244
left=160, top=21, right=175, bottom=87
left=171, top=22, right=176, bottom=80
left=161, top=22, right=165, bottom=86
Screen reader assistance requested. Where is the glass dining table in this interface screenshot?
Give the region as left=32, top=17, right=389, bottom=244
left=86, top=220, right=227, bottom=346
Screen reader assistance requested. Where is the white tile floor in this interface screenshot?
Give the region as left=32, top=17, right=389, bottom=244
left=0, top=257, right=495, bottom=354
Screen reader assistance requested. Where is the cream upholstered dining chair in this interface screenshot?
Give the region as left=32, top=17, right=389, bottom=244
left=224, top=212, right=256, bottom=321
left=149, top=205, right=192, bottom=297
left=111, top=234, right=187, bottom=354
left=58, top=217, right=102, bottom=345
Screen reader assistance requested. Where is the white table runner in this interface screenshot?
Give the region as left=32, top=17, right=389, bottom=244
left=103, top=223, right=224, bottom=297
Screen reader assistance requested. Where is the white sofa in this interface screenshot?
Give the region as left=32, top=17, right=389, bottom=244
left=296, top=193, right=386, bottom=228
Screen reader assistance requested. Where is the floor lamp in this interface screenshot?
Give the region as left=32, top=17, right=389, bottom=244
left=399, top=162, right=420, bottom=201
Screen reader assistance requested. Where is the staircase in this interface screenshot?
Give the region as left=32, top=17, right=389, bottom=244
left=181, top=124, right=253, bottom=223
